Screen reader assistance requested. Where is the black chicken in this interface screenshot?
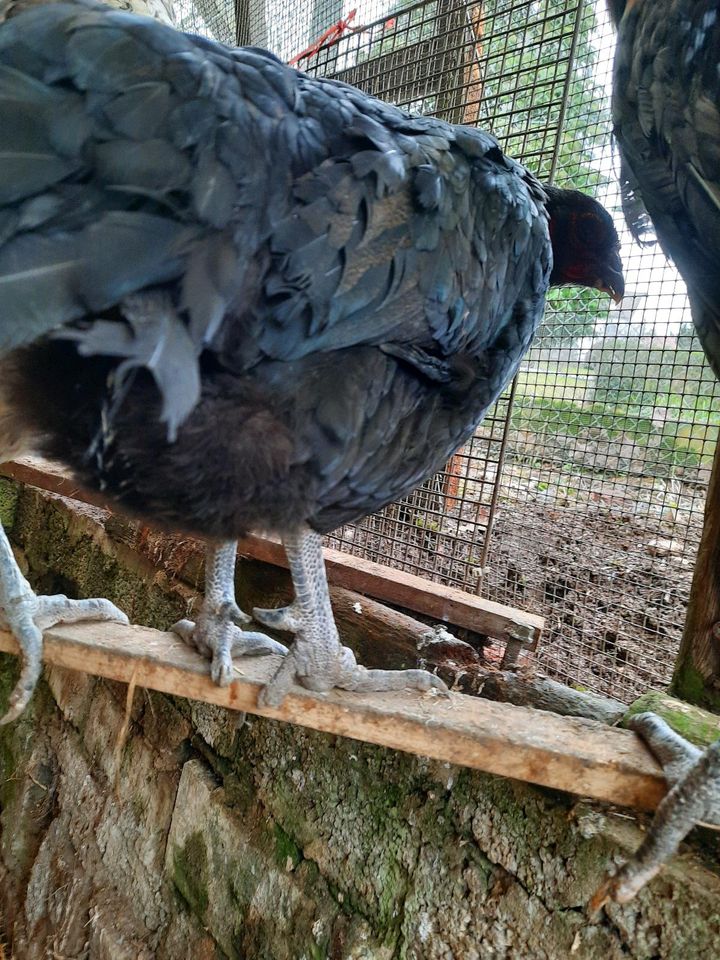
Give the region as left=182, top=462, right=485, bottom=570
left=593, top=0, right=720, bottom=908
left=609, top=0, right=720, bottom=375
left=0, top=0, right=623, bottom=722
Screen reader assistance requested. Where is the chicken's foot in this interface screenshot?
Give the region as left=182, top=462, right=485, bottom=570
left=254, top=526, right=448, bottom=707
left=172, top=540, right=287, bottom=685
left=590, top=713, right=720, bottom=912
left=0, top=520, right=128, bottom=724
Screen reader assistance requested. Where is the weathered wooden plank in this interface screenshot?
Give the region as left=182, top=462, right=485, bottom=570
left=237, top=533, right=543, bottom=642
left=1, top=458, right=109, bottom=510
left=0, top=458, right=544, bottom=644
left=0, top=622, right=665, bottom=811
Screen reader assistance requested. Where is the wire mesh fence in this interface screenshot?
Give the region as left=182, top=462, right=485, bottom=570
left=182, top=0, right=720, bottom=703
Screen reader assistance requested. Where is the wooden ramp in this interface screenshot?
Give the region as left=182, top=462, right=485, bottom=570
left=0, top=622, right=666, bottom=812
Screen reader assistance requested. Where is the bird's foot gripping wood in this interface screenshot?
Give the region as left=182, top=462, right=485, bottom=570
left=171, top=541, right=287, bottom=686
left=254, top=527, right=448, bottom=708
left=0, top=521, right=128, bottom=724
left=590, top=713, right=720, bottom=913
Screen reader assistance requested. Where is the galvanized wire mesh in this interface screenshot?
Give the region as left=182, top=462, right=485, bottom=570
left=183, top=0, right=719, bottom=703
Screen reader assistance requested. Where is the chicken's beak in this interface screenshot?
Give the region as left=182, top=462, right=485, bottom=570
left=596, top=254, right=625, bottom=304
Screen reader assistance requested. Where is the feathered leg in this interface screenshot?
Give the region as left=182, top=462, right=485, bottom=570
left=172, top=541, right=287, bottom=685
left=255, top=525, right=448, bottom=707
left=0, top=520, right=128, bottom=724
left=590, top=713, right=720, bottom=912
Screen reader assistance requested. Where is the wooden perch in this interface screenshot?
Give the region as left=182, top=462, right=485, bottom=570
left=479, top=670, right=627, bottom=725
left=0, top=622, right=666, bottom=812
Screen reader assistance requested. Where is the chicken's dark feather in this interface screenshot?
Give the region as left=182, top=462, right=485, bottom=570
left=610, top=0, right=720, bottom=375
left=0, top=0, right=601, bottom=541
left=588, top=1, right=720, bottom=907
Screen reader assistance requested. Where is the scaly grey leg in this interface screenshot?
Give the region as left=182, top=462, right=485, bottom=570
left=0, top=521, right=128, bottom=724
left=172, top=541, right=287, bottom=686
left=255, top=526, right=448, bottom=707
left=590, top=713, right=720, bottom=911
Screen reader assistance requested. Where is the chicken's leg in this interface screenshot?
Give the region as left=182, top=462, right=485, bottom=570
left=172, top=541, right=287, bottom=685
left=0, top=520, right=129, bottom=724
left=590, top=713, right=720, bottom=911
left=255, top=526, right=448, bottom=707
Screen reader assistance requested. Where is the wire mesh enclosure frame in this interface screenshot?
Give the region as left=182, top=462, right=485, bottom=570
left=179, top=0, right=720, bottom=704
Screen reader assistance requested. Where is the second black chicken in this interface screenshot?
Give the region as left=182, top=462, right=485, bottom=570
left=589, top=0, right=720, bottom=909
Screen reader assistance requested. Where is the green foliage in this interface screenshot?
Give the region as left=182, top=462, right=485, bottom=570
left=587, top=327, right=717, bottom=407
left=358, top=0, right=443, bottom=64
left=479, top=0, right=609, bottom=189
left=494, top=0, right=614, bottom=344
left=511, top=360, right=719, bottom=476
left=537, top=287, right=609, bottom=343
left=357, top=0, right=608, bottom=181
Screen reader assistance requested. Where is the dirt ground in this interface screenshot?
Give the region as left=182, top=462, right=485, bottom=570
left=328, top=458, right=707, bottom=704
left=482, top=467, right=704, bottom=702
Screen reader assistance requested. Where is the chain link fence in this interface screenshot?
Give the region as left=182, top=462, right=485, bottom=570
left=181, top=0, right=719, bottom=703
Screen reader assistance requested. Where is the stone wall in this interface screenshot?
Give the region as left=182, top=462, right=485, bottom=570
left=1, top=479, right=720, bottom=959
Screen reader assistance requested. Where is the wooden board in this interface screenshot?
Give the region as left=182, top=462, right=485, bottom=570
left=1, top=458, right=544, bottom=643
left=1, top=458, right=111, bottom=511
left=239, top=534, right=543, bottom=644
left=0, top=621, right=665, bottom=811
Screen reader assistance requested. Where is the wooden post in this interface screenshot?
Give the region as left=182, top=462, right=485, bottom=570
left=671, top=442, right=720, bottom=710
left=462, top=2, right=484, bottom=125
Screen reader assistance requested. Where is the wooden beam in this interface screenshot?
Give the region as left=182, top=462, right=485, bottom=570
left=1, top=458, right=110, bottom=511
left=0, top=622, right=665, bottom=811
left=0, top=458, right=544, bottom=644
left=479, top=670, right=627, bottom=725
left=238, top=534, right=542, bottom=643
left=671, top=442, right=720, bottom=710
left=462, top=2, right=484, bottom=126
